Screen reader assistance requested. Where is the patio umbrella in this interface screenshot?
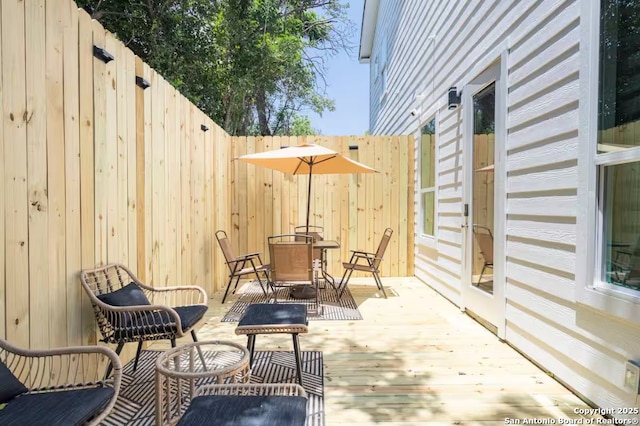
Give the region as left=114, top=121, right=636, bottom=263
left=237, top=143, right=377, bottom=234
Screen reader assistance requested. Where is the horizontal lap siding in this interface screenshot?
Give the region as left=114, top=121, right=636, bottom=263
left=370, top=0, right=640, bottom=413
left=503, top=0, right=612, bottom=409
left=510, top=0, right=632, bottom=413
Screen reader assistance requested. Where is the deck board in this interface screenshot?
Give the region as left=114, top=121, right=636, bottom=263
left=149, top=277, right=603, bottom=425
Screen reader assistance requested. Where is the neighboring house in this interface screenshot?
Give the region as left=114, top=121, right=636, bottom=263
left=361, top=0, right=640, bottom=418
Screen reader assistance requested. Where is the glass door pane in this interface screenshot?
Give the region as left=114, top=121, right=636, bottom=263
left=472, top=83, right=496, bottom=293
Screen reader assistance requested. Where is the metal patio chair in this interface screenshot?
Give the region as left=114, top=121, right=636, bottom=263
left=472, top=224, right=494, bottom=286
left=339, top=227, right=393, bottom=298
left=268, top=234, right=320, bottom=309
left=215, top=230, right=271, bottom=303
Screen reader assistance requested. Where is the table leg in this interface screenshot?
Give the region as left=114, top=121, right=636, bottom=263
left=320, top=248, right=336, bottom=289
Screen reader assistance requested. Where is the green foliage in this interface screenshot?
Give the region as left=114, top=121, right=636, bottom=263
left=77, top=0, right=352, bottom=136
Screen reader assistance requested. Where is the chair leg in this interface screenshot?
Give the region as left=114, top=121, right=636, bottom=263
left=104, top=341, right=125, bottom=379
left=221, top=276, right=235, bottom=304
left=232, top=275, right=242, bottom=295
left=373, top=271, right=387, bottom=299
left=191, top=330, right=208, bottom=370
left=246, top=335, right=256, bottom=367
left=170, top=338, right=176, bottom=348
left=338, top=268, right=354, bottom=298
left=292, top=333, right=303, bottom=386
left=133, top=340, right=144, bottom=372
left=478, top=264, right=486, bottom=286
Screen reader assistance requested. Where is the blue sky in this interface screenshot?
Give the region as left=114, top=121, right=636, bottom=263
left=307, top=0, right=370, bottom=136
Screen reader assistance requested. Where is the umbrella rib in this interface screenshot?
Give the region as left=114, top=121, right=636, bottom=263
left=314, top=155, right=337, bottom=165
left=293, top=156, right=319, bottom=174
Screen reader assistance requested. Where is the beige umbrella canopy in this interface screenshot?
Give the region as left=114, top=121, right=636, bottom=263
left=238, top=143, right=377, bottom=233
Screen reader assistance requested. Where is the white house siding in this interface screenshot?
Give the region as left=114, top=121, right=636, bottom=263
left=365, top=0, right=640, bottom=416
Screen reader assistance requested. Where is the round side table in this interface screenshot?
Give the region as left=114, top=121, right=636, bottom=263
left=155, top=340, right=250, bottom=426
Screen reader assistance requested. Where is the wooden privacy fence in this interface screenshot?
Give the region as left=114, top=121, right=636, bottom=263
left=0, top=0, right=231, bottom=350
left=0, top=0, right=414, bottom=351
left=230, top=136, right=415, bottom=280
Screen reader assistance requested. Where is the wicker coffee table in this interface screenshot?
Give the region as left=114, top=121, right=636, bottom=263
left=155, top=340, right=250, bottom=426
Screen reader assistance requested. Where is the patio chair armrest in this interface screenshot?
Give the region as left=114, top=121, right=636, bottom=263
left=196, top=383, right=307, bottom=398
left=234, top=252, right=263, bottom=262
left=147, top=285, right=208, bottom=306
left=351, top=252, right=378, bottom=262
left=0, top=339, right=122, bottom=395
left=349, top=249, right=375, bottom=257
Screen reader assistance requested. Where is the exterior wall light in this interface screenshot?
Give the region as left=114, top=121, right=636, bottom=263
left=135, top=76, right=151, bottom=90
left=448, top=86, right=461, bottom=110
left=93, top=46, right=114, bottom=64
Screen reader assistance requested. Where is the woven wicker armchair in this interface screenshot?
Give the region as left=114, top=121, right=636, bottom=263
left=0, top=338, right=121, bottom=425
left=80, top=263, right=209, bottom=373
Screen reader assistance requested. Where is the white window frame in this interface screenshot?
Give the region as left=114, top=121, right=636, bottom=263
left=418, top=115, right=438, bottom=245
left=576, top=0, right=640, bottom=324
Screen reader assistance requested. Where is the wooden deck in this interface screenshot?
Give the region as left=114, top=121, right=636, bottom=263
left=150, top=277, right=604, bottom=425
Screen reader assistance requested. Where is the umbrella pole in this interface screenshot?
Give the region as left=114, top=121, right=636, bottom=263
left=306, top=164, right=313, bottom=235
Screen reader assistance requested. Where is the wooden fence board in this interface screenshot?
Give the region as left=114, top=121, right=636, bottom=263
left=46, top=0, right=66, bottom=348
left=78, top=9, right=95, bottom=345
left=63, top=0, right=82, bottom=346
left=180, top=96, right=191, bottom=284
left=143, top=63, right=153, bottom=282
left=115, top=37, right=128, bottom=266
left=385, top=136, right=397, bottom=276
left=398, top=135, right=410, bottom=276
left=204, top=116, right=214, bottom=291
left=191, top=109, right=205, bottom=285
left=125, top=48, right=137, bottom=275
left=272, top=136, right=282, bottom=237
left=262, top=136, right=273, bottom=252
left=135, top=57, right=146, bottom=280
left=93, top=21, right=107, bottom=266
left=165, top=84, right=177, bottom=285
left=254, top=136, right=265, bottom=253
left=4, top=0, right=29, bottom=347
left=174, top=93, right=183, bottom=284
left=104, top=33, right=118, bottom=265
left=26, top=0, right=49, bottom=349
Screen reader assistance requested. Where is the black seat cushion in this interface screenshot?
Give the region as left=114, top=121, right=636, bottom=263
left=0, top=387, right=114, bottom=426
left=114, top=305, right=208, bottom=339
left=97, top=282, right=150, bottom=307
left=238, top=303, right=308, bottom=327
left=0, top=361, right=27, bottom=403
left=177, top=394, right=307, bottom=426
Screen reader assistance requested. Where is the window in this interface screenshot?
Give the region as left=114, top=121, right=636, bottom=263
left=596, top=0, right=640, bottom=294
left=420, top=118, right=436, bottom=237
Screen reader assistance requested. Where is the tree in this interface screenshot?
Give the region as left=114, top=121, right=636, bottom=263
left=77, top=0, right=353, bottom=136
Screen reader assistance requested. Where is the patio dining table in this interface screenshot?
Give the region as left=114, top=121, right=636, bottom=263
left=314, top=240, right=340, bottom=288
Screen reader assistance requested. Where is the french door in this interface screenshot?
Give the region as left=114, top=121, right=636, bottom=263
left=462, top=60, right=506, bottom=337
